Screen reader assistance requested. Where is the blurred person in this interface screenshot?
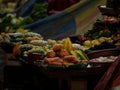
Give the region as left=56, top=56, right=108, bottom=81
left=47, top=0, right=79, bottom=15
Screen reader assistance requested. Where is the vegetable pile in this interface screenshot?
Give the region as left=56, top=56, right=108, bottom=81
left=0, top=1, right=48, bottom=33
left=0, top=14, right=33, bottom=33
left=30, top=1, right=48, bottom=22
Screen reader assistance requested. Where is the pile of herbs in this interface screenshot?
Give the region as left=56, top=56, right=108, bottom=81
left=29, top=1, right=48, bottom=22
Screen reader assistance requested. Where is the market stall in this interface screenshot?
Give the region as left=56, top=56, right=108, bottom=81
left=1, top=20, right=120, bottom=90
left=0, top=0, right=120, bottom=90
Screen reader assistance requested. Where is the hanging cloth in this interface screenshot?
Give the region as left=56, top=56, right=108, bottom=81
left=94, top=56, right=120, bottom=90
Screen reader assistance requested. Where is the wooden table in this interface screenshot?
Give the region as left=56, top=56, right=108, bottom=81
left=36, top=65, right=108, bottom=90
left=4, top=53, right=109, bottom=90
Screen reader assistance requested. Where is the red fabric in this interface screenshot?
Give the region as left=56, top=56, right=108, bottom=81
left=94, top=56, right=120, bottom=90
left=49, top=0, right=69, bottom=11
left=47, top=0, right=78, bottom=15
left=112, top=76, right=120, bottom=87
left=70, top=0, right=78, bottom=5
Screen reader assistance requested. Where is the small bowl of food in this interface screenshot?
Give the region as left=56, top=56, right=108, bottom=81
left=87, top=48, right=120, bottom=67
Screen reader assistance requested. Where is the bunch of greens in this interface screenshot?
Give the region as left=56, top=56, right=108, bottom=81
left=30, top=1, right=48, bottom=22
left=0, top=1, right=48, bottom=33
left=0, top=13, right=33, bottom=33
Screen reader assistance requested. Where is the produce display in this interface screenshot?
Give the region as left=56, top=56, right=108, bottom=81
left=0, top=29, right=119, bottom=68
left=0, top=31, right=90, bottom=68
left=73, top=16, right=120, bottom=51
left=0, top=0, right=26, bottom=17
left=0, top=1, right=49, bottom=33
left=30, top=1, right=48, bottom=22
left=0, top=14, right=33, bottom=33
left=0, top=0, right=120, bottom=69
left=0, top=15, right=120, bottom=68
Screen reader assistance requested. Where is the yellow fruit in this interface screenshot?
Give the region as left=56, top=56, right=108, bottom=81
left=70, top=50, right=78, bottom=57
left=67, top=37, right=73, bottom=53
left=75, top=50, right=89, bottom=60
left=23, top=51, right=28, bottom=56
left=63, top=37, right=73, bottom=53
left=44, top=47, right=49, bottom=52
left=47, top=39, right=56, bottom=45
left=16, top=28, right=29, bottom=33
left=98, top=37, right=105, bottom=43
left=105, top=37, right=113, bottom=43
left=63, top=39, right=67, bottom=50
left=91, top=40, right=101, bottom=46
left=83, top=40, right=92, bottom=47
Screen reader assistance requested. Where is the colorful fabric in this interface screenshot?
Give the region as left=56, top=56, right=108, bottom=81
left=22, top=0, right=105, bottom=40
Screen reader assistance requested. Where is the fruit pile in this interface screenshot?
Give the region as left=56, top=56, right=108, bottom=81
left=44, top=41, right=89, bottom=66
left=1, top=16, right=120, bottom=67
left=44, top=44, right=81, bottom=66
left=74, top=16, right=120, bottom=50
left=1, top=31, right=119, bottom=68
left=0, top=31, right=89, bottom=67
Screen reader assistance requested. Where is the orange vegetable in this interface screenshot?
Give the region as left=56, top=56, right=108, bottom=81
left=52, top=44, right=63, bottom=51
left=46, top=50, right=56, bottom=58
left=44, top=57, right=60, bottom=63
left=13, top=44, right=21, bottom=56
left=63, top=55, right=80, bottom=63
left=49, top=61, right=63, bottom=66
left=59, top=49, right=69, bottom=57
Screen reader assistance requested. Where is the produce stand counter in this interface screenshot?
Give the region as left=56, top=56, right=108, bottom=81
left=4, top=53, right=109, bottom=90
left=38, top=66, right=108, bottom=90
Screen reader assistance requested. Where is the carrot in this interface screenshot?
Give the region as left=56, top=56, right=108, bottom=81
left=49, top=61, right=63, bottom=66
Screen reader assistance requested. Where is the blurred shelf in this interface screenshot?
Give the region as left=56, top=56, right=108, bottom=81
left=98, top=5, right=120, bottom=16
